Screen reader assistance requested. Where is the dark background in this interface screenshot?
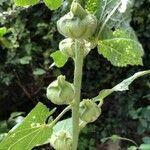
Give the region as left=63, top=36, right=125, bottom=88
left=0, top=0, right=149, bottom=149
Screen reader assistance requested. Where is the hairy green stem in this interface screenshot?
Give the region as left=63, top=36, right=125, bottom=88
left=72, top=40, right=84, bottom=150
left=50, top=105, right=71, bottom=127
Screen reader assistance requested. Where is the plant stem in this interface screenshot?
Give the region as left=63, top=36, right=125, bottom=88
left=50, top=105, right=71, bottom=127
left=72, top=40, right=84, bottom=150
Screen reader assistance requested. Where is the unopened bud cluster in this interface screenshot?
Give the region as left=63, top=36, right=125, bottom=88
left=57, top=1, right=98, bottom=58
left=46, top=75, right=75, bottom=105
left=50, top=130, right=72, bottom=150
left=79, top=99, right=101, bottom=123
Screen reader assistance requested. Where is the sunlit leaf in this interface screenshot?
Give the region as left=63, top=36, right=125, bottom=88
left=85, top=0, right=99, bottom=14
left=0, top=27, right=7, bottom=37
left=0, top=102, right=53, bottom=150
left=43, top=0, right=63, bottom=10
left=50, top=50, right=68, bottom=68
left=98, top=29, right=144, bottom=67
left=15, top=0, right=39, bottom=6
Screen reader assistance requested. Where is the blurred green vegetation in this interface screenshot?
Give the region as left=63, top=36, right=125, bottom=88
left=0, top=0, right=150, bottom=149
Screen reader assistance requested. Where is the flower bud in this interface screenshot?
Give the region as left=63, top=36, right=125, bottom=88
left=82, top=14, right=97, bottom=40
left=79, top=99, right=101, bottom=123
left=59, top=38, right=75, bottom=58
left=83, top=40, right=97, bottom=56
left=57, top=12, right=86, bottom=39
left=57, top=12, right=97, bottom=40
left=71, top=1, right=87, bottom=19
left=46, top=75, right=75, bottom=105
left=50, top=130, right=72, bottom=150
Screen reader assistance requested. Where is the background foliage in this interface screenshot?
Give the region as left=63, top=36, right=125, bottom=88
left=0, top=0, right=149, bottom=149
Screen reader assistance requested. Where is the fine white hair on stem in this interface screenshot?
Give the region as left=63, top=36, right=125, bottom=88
left=119, top=0, right=129, bottom=13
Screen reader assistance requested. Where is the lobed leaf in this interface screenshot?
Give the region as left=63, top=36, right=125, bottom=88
left=95, top=70, right=150, bottom=102
left=0, top=102, right=53, bottom=150
left=98, top=0, right=133, bottom=32
left=98, top=29, right=144, bottom=67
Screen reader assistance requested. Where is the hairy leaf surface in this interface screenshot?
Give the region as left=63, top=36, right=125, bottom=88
left=85, top=0, right=99, bottom=14
left=0, top=103, right=53, bottom=150
left=15, top=0, right=39, bottom=6
left=98, top=29, right=144, bottom=67
left=95, top=70, right=150, bottom=102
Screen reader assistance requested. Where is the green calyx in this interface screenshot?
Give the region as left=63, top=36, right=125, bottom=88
left=57, top=2, right=97, bottom=40
left=46, top=75, right=75, bottom=105
left=59, top=38, right=96, bottom=58
left=50, top=130, right=72, bottom=150
left=71, top=1, right=87, bottom=19
left=79, top=99, right=101, bottom=123
left=59, top=38, right=75, bottom=58
left=57, top=12, right=86, bottom=39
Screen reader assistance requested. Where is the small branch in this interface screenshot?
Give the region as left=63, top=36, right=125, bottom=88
left=98, top=99, right=104, bottom=108
left=118, top=137, right=138, bottom=147
left=50, top=105, right=71, bottom=127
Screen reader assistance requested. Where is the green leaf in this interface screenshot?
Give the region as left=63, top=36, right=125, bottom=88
left=127, top=146, right=137, bottom=150
left=101, top=135, right=120, bottom=144
left=43, top=0, right=63, bottom=10
left=0, top=102, right=53, bottom=150
left=94, top=70, right=150, bottom=102
left=53, top=118, right=72, bottom=135
left=0, top=37, right=11, bottom=48
left=98, top=0, right=133, bottom=33
left=98, top=29, right=144, bottom=67
left=0, top=27, right=7, bottom=37
left=50, top=50, right=68, bottom=68
left=142, top=137, right=150, bottom=144
left=97, top=0, right=143, bottom=67
left=98, top=0, right=119, bottom=19
left=85, top=0, right=99, bottom=14
left=110, top=135, right=120, bottom=142
left=139, top=144, right=150, bottom=150
left=33, top=68, right=46, bottom=76
left=19, top=56, right=32, bottom=65
left=15, top=0, right=39, bottom=6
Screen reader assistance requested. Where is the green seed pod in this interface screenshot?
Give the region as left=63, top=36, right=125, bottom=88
left=46, top=75, right=75, bottom=105
left=71, top=1, right=87, bottom=19
left=57, top=12, right=86, bottom=39
left=50, top=130, right=72, bottom=150
left=82, top=14, right=97, bottom=40
left=59, top=38, right=75, bottom=58
left=79, top=99, right=101, bottom=123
